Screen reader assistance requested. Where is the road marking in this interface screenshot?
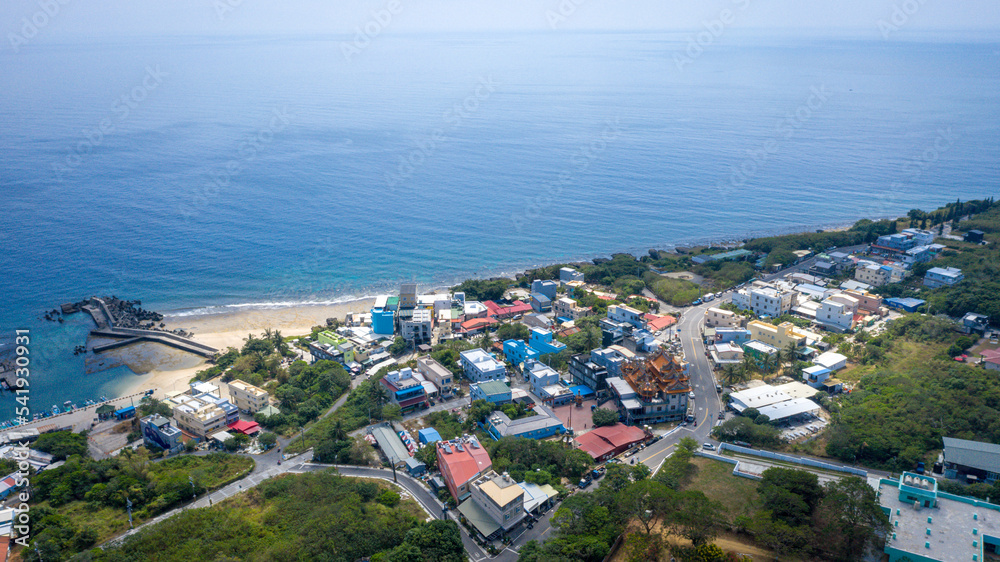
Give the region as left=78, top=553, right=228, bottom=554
left=642, top=443, right=674, bottom=464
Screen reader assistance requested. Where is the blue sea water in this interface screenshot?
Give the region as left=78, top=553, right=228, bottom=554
left=1, top=31, right=999, bottom=417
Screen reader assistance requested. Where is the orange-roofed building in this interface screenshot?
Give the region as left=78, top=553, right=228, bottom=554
left=575, top=423, right=648, bottom=462
left=437, top=436, right=493, bottom=501
left=643, top=313, right=677, bottom=332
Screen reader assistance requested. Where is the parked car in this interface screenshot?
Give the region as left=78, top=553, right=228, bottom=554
left=578, top=478, right=591, bottom=489
left=916, top=461, right=926, bottom=475
left=703, top=443, right=716, bottom=451
left=733, top=441, right=752, bottom=448
left=689, top=391, right=696, bottom=399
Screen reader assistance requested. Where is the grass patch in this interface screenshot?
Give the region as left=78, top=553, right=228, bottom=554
left=686, top=456, right=759, bottom=518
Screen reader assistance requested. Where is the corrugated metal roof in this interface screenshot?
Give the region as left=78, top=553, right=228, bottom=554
left=943, top=437, right=1000, bottom=473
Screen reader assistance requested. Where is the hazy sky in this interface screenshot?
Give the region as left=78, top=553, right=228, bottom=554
left=3, top=0, right=1000, bottom=42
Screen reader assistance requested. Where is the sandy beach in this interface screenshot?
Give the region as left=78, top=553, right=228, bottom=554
left=111, top=298, right=374, bottom=398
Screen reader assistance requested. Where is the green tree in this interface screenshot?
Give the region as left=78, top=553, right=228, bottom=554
left=382, top=404, right=403, bottom=422
left=813, top=477, right=891, bottom=562
left=258, top=432, right=277, bottom=449
left=496, top=323, right=530, bottom=342
left=33, top=431, right=88, bottom=461
left=758, top=467, right=824, bottom=527
left=388, top=337, right=408, bottom=356
left=399, top=520, right=465, bottom=562
left=591, top=408, right=620, bottom=427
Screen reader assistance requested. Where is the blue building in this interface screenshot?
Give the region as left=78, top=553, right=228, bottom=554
left=529, top=328, right=566, bottom=355
left=483, top=403, right=566, bottom=440
left=371, top=307, right=396, bottom=335
left=470, top=380, right=512, bottom=405
left=140, top=414, right=183, bottom=453
left=530, top=292, right=552, bottom=313
left=503, top=328, right=566, bottom=366
left=380, top=368, right=429, bottom=414
left=885, top=297, right=926, bottom=313
left=460, top=349, right=508, bottom=383
left=531, top=279, right=558, bottom=301
left=714, top=328, right=751, bottom=345
left=503, top=339, right=540, bottom=366
left=418, top=427, right=442, bottom=445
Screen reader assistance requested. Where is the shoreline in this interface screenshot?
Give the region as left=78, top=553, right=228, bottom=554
left=103, top=216, right=868, bottom=401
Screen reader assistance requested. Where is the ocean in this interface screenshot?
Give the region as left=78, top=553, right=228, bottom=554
left=1, top=31, right=999, bottom=417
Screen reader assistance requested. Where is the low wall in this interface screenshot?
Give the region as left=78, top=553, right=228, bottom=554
left=719, top=443, right=867, bottom=477
left=694, top=451, right=761, bottom=481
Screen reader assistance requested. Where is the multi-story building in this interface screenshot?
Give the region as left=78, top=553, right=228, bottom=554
left=530, top=293, right=552, bottom=313
left=704, top=307, right=738, bottom=328
left=370, top=295, right=397, bottom=336
left=417, top=356, right=454, bottom=397
left=227, top=380, right=269, bottom=414
left=748, top=285, right=797, bottom=317
left=166, top=393, right=230, bottom=439
left=380, top=367, right=429, bottom=414
left=855, top=263, right=891, bottom=286
left=901, top=245, right=934, bottom=266
left=460, top=349, right=507, bottom=383
left=437, top=436, right=492, bottom=501
left=399, top=283, right=417, bottom=309
left=590, top=345, right=635, bottom=380
left=843, top=289, right=884, bottom=315
left=525, top=359, right=559, bottom=396
left=553, top=297, right=592, bottom=320
left=607, top=349, right=690, bottom=424
left=559, top=267, right=584, bottom=283
left=747, top=320, right=806, bottom=350
left=607, top=304, right=644, bottom=329
left=530, top=280, right=558, bottom=301
left=569, top=353, right=609, bottom=392
left=817, top=297, right=855, bottom=332
left=924, top=267, right=964, bottom=288
left=874, top=233, right=917, bottom=253
left=463, top=471, right=526, bottom=540
left=140, top=414, right=183, bottom=453
left=400, top=308, right=433, bottom=345
left=901, top=227, right=935, bottom=246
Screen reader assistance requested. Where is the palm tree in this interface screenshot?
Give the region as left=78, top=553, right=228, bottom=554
left=721, top=364, right=747, bottom=386
left=783, top=342, right=799, bottom=365
left=740, top=353, right=758, bottom=380
left=761, top=353, right=779, bottom=376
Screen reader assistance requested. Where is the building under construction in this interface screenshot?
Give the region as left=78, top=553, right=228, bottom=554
left=606, top=349, right=692, bottom=425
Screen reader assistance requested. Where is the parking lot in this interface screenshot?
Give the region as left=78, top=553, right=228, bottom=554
left=778, top=411, right=828, bottom=442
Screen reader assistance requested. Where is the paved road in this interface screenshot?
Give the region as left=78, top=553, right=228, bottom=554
left=293, top=462, right=495, bottom=562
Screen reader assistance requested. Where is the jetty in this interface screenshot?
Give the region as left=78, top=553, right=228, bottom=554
left=79, top=297, right=218, bottom=359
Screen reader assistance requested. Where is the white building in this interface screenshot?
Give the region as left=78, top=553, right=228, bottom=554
left=855, top=263, right=891, bottom=287
left=166, top=394, right=228, bottom=438
left=401, top=308, right=433, bottom=345
left=553, top=297, right=591, bottom=320
left=559, top=267, right=584, bottom=283
left=460, top=349, right=508, bottom=383
left=817, top=296, right=856, bottom=332
left=924, top=267, right=964, bottom=289
left=417, top=356, right=454, bottom=396
left=704, top=307, right=738, bottom=328
left=607, top=304, right=644, bottom=329
left=227, top=380, right=269, bottom=414
left=741, top=284, right=797, bottom=317
left=813, top=351, right=848, bottom=371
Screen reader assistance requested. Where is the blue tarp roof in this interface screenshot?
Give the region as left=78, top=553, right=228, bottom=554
left=418, top=428, right=442, bottom=444
left=569, top=385, right=595, bottom=397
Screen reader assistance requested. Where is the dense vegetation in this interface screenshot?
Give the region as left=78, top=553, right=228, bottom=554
left=487, top=437, right=594, bottom=482
left=250, top=359, right=352, bottom=435
left=824, top=314, right=1000, bottom=471
left=744, top=217, right=898, bottom=268
left=25, top=451, right=254, bottom=560
left=33, top=430, right=89, bottom=461
left=91, top=471, right=465, bottom=562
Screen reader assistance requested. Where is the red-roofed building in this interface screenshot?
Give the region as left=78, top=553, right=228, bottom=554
left=437, top=436, right=493, bottom=501
left=461, top=317, right=498, bottom=335
left=227, top=420, right=260, bottom=435
left=574, top=423, right=648, bottom=462
left=483, top=300, right=533, bottom=320
left=597, top=295, right=615, bottom=301
left=643, top=314, right=677, bottom=332
left=982, top=349, right=1000, bottom=371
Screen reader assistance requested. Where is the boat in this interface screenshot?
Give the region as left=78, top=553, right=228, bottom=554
left=52, top=405, right=60, bottom=415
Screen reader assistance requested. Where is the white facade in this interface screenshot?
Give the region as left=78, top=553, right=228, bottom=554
left=460, top=349, right=508, bottom=383
left=704, top=307, right=738, bottom=328
left=607, top=304, right=644, bottom=329
left=749, top=286, right=796, bottom=317
left=227, top=380, right=269, bottom=414
left=401, top=308, right=433, bottom=344
left=924, top=267, right=964, bottom=289
left=559, top=267, right=584, bottom=283
left=817, top=298, right=854, bottom=332
left=855, top=264, right=890, bottom=287
left=553, top=297, right=591, bottom=320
